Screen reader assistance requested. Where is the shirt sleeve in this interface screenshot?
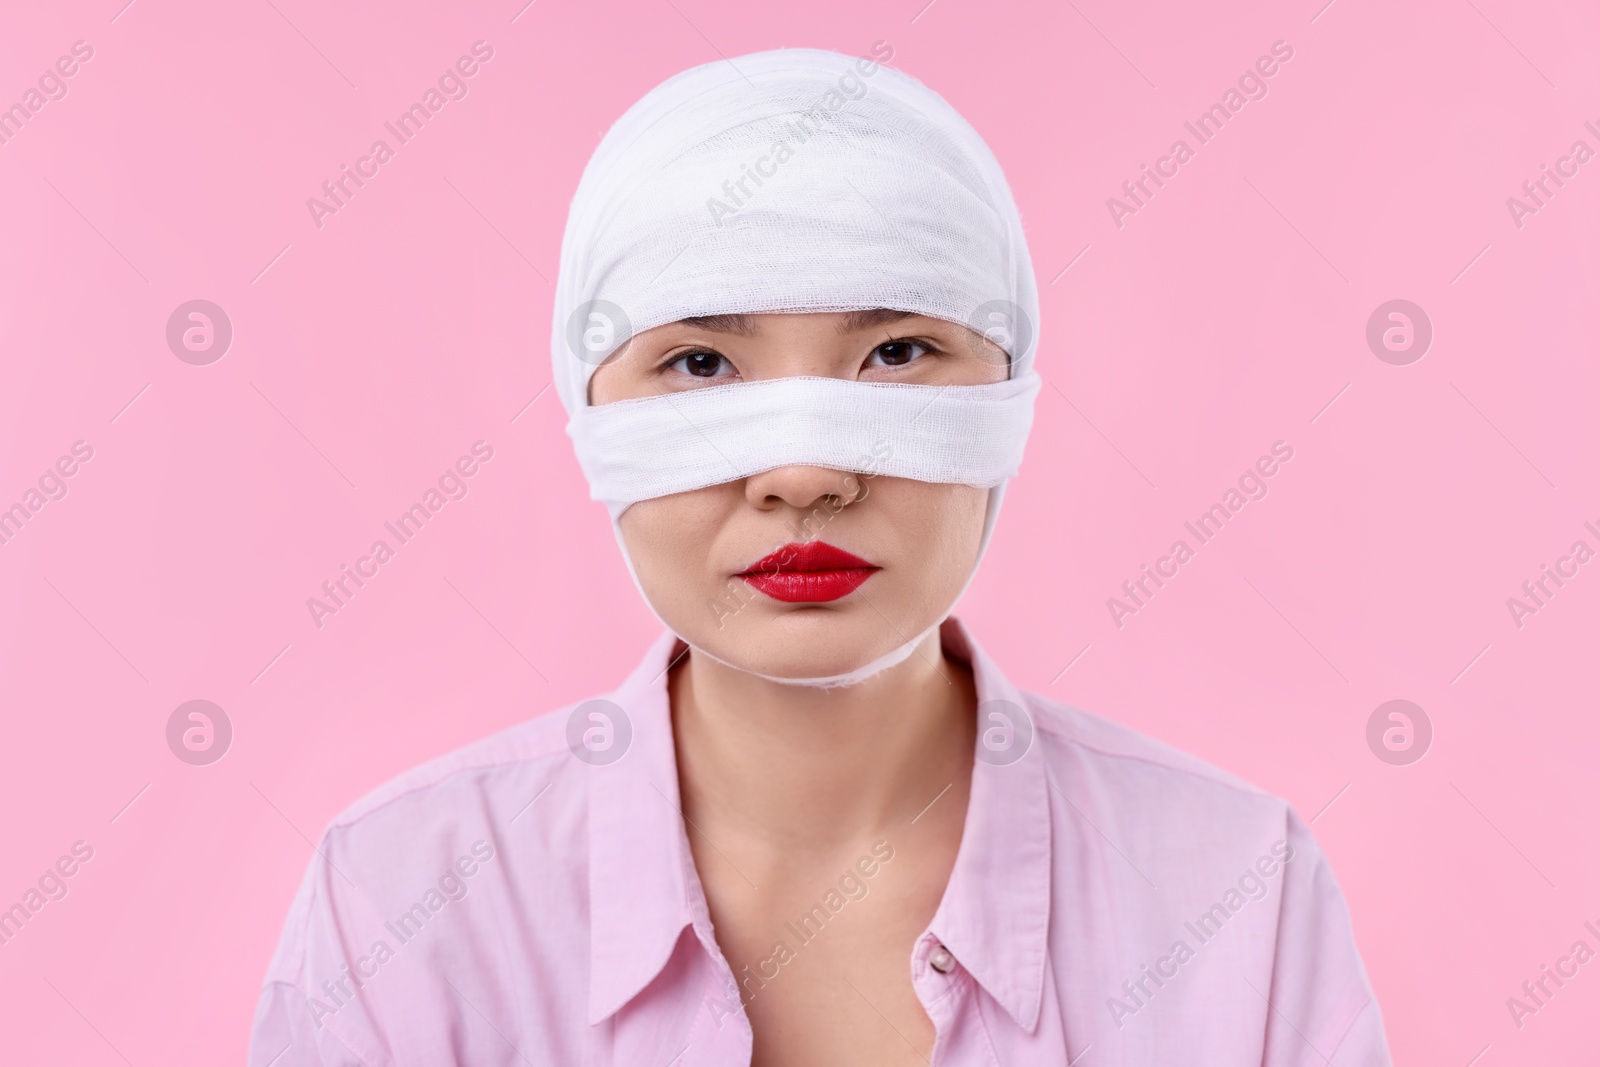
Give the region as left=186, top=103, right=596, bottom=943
left=1327, top=996, right=1392, bottom=1066
left=249, top=980, right=373, bottom=1067
left=1262, top=808, right=1393, bottom=1067
left=246, top=833, right=393, bottom=1067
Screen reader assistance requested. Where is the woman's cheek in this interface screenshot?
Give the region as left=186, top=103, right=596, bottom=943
left=621, top=491, right=729, bottom=608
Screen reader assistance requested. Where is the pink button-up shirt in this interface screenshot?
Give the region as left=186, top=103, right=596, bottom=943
left=250, top=618, right=1390, bottom=1065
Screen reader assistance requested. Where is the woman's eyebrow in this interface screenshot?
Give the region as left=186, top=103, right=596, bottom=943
left=676, top=314, right=756, bottom=336
left=672, top=309, right=916, bottom=336
left=837, top=309, right=914, bottom=333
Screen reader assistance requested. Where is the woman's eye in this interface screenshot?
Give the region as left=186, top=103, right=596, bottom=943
left=667, top=350, right=734, bottom=378
left=866, top=338, right=931, bottom=368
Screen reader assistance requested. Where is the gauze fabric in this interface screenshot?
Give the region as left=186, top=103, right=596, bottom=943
left=551, top=46, right=1040, bottom=686
left=571, top=375, right=1040, bottom=515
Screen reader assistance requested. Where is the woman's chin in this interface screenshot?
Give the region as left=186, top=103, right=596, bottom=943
left=695, top=620, right=913, bottom=683
left=721, top=649, right=885, bottom=682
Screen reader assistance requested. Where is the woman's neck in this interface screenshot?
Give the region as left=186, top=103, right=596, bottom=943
left=668, top=625, right=978, bottom=859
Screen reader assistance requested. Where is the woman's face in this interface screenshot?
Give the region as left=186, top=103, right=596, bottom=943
left=589, top=310, right=1008, bottom=680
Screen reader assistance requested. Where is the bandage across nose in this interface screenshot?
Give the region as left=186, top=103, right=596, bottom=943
left=570, top=374, right=1040, bottom=514
left=551, top=47, right=1043, bottom=519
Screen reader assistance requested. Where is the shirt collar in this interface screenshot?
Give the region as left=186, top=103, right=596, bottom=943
left=585, top=618, right=1053, bottom=1032
left=926, top=616, right=1052, bottom=1032
left=586, top=629, right=697, bottom=1026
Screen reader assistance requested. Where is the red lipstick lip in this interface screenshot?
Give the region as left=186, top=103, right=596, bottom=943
left=737, top=541, right=880, bottom=604
left=740, top=541, right=877, bottom=575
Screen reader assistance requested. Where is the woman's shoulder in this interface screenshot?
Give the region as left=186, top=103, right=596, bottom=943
left=1018, top=689, right=1346, bottom=940
left=264, top=693, right=598, bottom=946
left=315, top=694, right=592, bottom=849
left=1021, top=688, right=1296, bottom=825
left=256, top=695, right=604, bottom=1051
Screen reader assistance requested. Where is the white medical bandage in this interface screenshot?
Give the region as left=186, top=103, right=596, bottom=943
left=551, top=46, right=1042, bottom=686
left=571, top=375, right=1040, bottom=516
left=551, top=46, right=1041, bottom=501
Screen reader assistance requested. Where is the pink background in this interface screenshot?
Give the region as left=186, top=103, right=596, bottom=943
left=2, top=0, right=1597, bottom=1062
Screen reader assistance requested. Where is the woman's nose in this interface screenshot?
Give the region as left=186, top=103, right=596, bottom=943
left=743, top=465, right=869, bottom=513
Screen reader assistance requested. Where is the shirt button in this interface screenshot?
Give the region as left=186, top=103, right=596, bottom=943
left=929, top=945, right=956, bottom=974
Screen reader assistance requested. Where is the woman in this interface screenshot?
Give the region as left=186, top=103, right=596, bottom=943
left=250, top=47, right=1390, bottom=1066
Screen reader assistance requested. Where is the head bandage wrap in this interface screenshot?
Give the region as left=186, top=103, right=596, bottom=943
left=552, top=46, right=1041, bottom=686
